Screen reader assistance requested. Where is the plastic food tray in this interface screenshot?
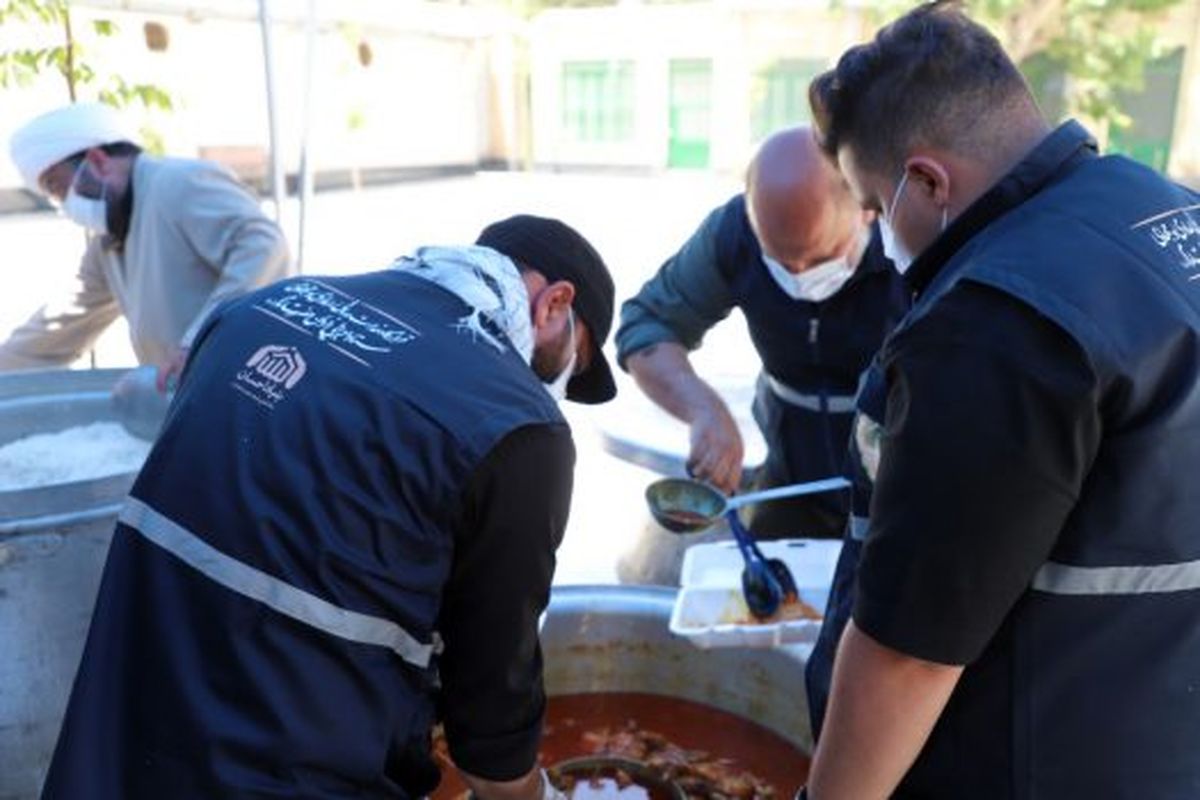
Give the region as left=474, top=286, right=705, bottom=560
left=669, top=538, right=842, bottom=649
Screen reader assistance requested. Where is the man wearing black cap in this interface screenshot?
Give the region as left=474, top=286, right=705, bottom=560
left=42, top=215, right=616, bottom=800
left=476, top=214, right=616, bottom=404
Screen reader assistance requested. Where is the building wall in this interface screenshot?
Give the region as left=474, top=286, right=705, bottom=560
left=0, top=1, right=508, bottom=191
left=3, top=1, right=1197, bottom=189
left=528, top=2, right=867, bottom=174
left=527, top=0, right=1200, bottom=185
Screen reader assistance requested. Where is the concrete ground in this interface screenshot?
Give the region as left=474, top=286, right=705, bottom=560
left=1, top=170, right=768, bottom=585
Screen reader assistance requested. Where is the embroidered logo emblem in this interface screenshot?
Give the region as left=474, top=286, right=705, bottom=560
left=233, top=345, right=308, bottom=408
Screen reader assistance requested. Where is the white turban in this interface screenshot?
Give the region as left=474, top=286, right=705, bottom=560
left=8, top=102, right=139, bottom=191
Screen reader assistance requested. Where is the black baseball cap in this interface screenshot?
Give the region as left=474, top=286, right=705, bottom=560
left=476, top=214, right=617, bottom=404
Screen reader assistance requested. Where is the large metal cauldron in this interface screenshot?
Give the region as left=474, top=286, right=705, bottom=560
left=541, top=585, right=812, bottom=752
left=0, top=369, right=137, bottom=800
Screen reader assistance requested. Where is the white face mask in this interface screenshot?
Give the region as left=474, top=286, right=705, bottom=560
left=61, top=161, right=108, bottom=235
left=762, top=252, right=855, bottom=303
left=880, top=170, right=948, bottom=275
left=761, top=224, right=870, bottom=303
left=542, top=308, right=576, bottom=403
left=880, top=171, right=914, bottom=274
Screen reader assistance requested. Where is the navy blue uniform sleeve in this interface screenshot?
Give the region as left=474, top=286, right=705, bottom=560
left=853, top=282, right=1101, bottom=665
left=438, top=422, right=575, bottom=780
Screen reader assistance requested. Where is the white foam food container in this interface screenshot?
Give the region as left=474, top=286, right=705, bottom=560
left=669, top=538, right=843, bottom=649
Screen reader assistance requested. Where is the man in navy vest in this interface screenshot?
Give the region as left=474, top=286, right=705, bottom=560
left=41, top=215, right=617, bottom=800
left=802, top=3, right=1200, bottom=798
left=617, top=126, right=908, bottom=539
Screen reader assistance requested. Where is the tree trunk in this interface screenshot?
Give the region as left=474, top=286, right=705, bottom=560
left=62, top=1, right=76, bottom=102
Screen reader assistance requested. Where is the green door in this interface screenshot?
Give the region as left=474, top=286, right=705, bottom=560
left=668, top=59, right=712, bottom=169
left=1109, top=48, right=1185, bottom=173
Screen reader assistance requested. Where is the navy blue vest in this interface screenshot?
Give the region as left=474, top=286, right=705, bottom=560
left=907, top=150, right=1200, bottom=800
left=714, top=197, right=908, bottom=512
left=43, top=272, right=564, bottom=799
left=804, top=356, right=887, bottom=738
left=846, top=124, right=1200, bottom=798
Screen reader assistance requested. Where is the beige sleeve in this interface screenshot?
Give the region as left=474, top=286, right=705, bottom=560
left=0, top=241, right=121, bottom=370
left=173, top=164, right=294, bottom=348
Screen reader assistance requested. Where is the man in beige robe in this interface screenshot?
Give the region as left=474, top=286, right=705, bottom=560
left=4, top=102, right=292, bottom=387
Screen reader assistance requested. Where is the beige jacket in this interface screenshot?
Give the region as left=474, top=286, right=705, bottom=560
left=0, top=155, right=292, bottom=370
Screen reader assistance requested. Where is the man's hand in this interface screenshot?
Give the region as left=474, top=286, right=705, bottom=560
left=627, top=343, right=746, bottom=492
left=462, top=766, right=564, bottom=800
left=688, top=405, right=745, bottom=494
left=156, top=347, right=189, bottom=393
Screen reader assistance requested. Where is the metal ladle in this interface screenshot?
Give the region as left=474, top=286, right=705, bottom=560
left=645, top=475, right=851, bottom=534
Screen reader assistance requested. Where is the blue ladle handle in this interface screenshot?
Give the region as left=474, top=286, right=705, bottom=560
left=725, top=511, right=783, bottom=619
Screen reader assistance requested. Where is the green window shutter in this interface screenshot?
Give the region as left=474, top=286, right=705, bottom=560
left=562, top=60, right=636, bottom=143
left=668, top=58, right=713, bottom=168
left=750, top=58, right=825, bottom=142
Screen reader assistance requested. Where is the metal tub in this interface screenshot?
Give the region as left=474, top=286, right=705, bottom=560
left=541, top=585, right=812, bottom=752
left=0, top=369, right=137, bottom=800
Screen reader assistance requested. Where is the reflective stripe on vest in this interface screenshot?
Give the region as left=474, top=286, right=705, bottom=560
left=1033, top=558, right=1200, bottom=596
left=119, top=497, right=441, bottom=668
left=849, top=514, right=870, bottom=542
left=766, top=373, right=857, bottom=413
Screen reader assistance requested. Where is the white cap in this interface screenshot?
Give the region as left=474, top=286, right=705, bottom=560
left=8, top=102, right=139, bottom=191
